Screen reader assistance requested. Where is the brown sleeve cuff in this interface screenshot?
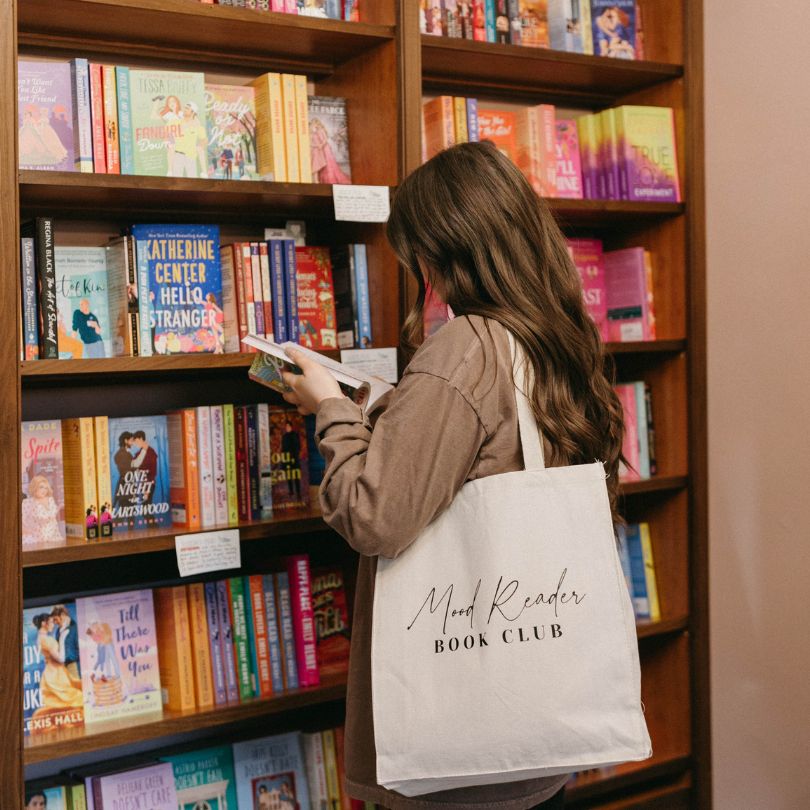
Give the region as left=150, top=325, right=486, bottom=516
left=315, top=396, right=367, bottom=438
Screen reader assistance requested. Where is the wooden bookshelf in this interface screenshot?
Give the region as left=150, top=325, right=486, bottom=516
left=0, top=0, right=708, bottom=806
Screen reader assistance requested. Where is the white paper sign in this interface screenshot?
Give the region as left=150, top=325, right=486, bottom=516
left=333, top=184, right=391, bottom=222
left=175, top=529, right=241, bottom=578
left=340, top=347, right=399, bottom=383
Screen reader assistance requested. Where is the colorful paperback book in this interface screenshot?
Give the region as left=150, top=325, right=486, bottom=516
left=93, top=763, right=177, bottom=810
left=251, top=72, right=286, bottom=182
left=105, top=235, right=140, bottom=357
left=70, top=58, right=94, bottom=172
left=232, top=732, right=311, bottom=810
left=127, top=69, right=208, bottom=177
left=604, top=246, right=656, bottom=341
left=311, top=567, right=351, bottom=678
left=519, top=0, right=549, bottom=47
left=352, top=244, right=372, bottom=348
left=20, top=236, right=39, bottom=360
left=187, top=582, right=215, bottom=710
left=639, top=523, right=661, bottom=621
left=21, top=420, right=66, bottom=548
left=275, top=571, right=299, bottom=689
left=478, top=108, right=517, bottom=162
left=633, top=381, right=651, bottom=479
left=615, top=383, right=641, bottom=481
left=108, top=415, right=172, bottom=532
left=422, top=0, right=443, bottom=35
left=422, top=96, right=455, bottom=159
left=162, top=745, right=238, bottom=810
left=591, top=0, right=636, bottom=58
left=286, top=555, right=320, bottom=687
left=216, top=580, right=240, bottom=703
left=61, top=417, right=98, bottom=540
left=54, top=247, right=112, bottom=359
left=227, top=577, right=255, bottom=701
left=210, top=405, right=229, bottom=525
left=205, top=83, right=258, bottom=180
left=548, top=0, right=586, bottom=52
left=295, top=246, right=337, bottom=350
left=116, top=66, right=135, bottom=175
left=622, top=523, right=650, bottom=618
left=263, top=574, right=285, bottom=693
left=25, top=785, right=70, bottom=810
left=267, top=408, right=309, bottom=510
left=257, top=403, right=274, bottom=516
left=76, top=589, right=162, bottom=724
left=204, top=581, right=228, bottom=705
left=308, top=96, right=351, bottom=184
left=23, top=602, right=84, bottom=736
left=567, top=238, right=608, bottom=340
left=555, top=118, right=584, bottom=199
left=18, top=60, right=76, bottom=172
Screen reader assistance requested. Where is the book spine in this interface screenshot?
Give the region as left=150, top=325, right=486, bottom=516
left=507, top=0, right=521, bottom=44
left=34, top=217, right=58, bottom=359
left=537, top=104, right=557, bottom=197
left=275, top=571, right=300, bottom=689
left=115, top=66, right=134, bottom=175
left=204, top=581, right=228, bottom=705
left=234, top=405, right=251, bottom=521
left=231, top=243, right=251, bottom=349
left=185, top=409, right=202, bottom=529
left=644, top=382, right=657, bottom=476
left=79, top=417, right=97, bottom=540
left=352, top=244, right=372, bottom=348
left=220, top=245, right=241, bottom=353
left=157, top=587, right=197, bottom=712
left=616, top=525, right=635, bottom=599
left=70, top=58, right=94, bottom=172
left=321, top=729, right=341, bottom=807
left=624, top=524, right=650, bottom=619
left=93, top=416, right=112, bottom=538
left=634, top=381, right=650, bottom=479
left=258, top=241, right=274, bottom=342
left=639, top=523, right=661, bottom=622
left=303, top=732, right=330, bottom=809
left=281, top=73, right=300, bottom=182
left=268, top=239, right=288, bottom=342
left=453, top=96, right=469, bottom=143
left=294, top=73, right=312, bottom=183
left=334, top=725, right=352, bottom=810
left=242, top=575, right=260, bottom=697
left=606, top=108, right=622, bottom=200
left=263, top=574, right=286, bottom=692
left=466, top=97, right=479, bottom=142
left=228, top=577, right=254, bottom=700
left=61, top=417, right=96, bottom=539
left=88, top=63, right=107, bottom=173
left=616, top=383, right=640, bottom=480
left=187, top=582, right=215, bottom=709
left=580, top=0, right=593, bottom=54
left=577, top=115, right=593, bottom=199
left=271, top=0, right=284, bottom=9
left=283, top=239, right=300, bottom=343
left=134, top=238, right=153, bottom=356
left=92, top=777, right=103, bottom=810
left=250, top=242, right=266, bottom=339
left=125, top=236, right=140, bottom=356
left=484, top=0, right=496, bottom=41
left=237, top=243, right=257, bottom=339
left=20, top=237, right=39, bottom=360
left=210, top=405, right=229, bottom=525
left=246, top=405, right=261, bottom=520
left=257, top=403, right=273, bottom=515
left=249, top=574, right=274, bottom=696
left=614, top=106, right=629, bottom=200
left=196, top=405, right=216, bottom=528
left=286, top=554, right=320, bottom=687
left=216, top=579, right=240, bottom=702
left=267, top=72, right=288, bottom=181
left=101, top=65, right=120, bottom=174
left=223, top=403, right=240, bottom=525
left=643, top=249, right=657, bottom=340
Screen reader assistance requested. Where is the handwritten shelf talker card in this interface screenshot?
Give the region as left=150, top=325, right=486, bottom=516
left=332, top=184, right=391, bottom=222
left=175, top=529, right=242, bottom=578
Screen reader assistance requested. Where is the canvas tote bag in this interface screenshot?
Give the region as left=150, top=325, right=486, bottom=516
left=371, top=332, right=652, bottom=797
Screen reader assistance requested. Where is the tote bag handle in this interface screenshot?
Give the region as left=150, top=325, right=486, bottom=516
left=507, top=331, right=546, bottom=472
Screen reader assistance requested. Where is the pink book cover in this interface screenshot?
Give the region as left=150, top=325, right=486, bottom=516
left=567, top=239, right=608, bottom=341
left=76, top=589, right=162, bottom=725
left=285, top=0, right=298, bottom=12
left=615, top=384, right=641, bottom=481
left=286, top=554, right=320, bottom=687
left=555, top=118, right=583, bottom=199
left=271, top=0, right=285, bottom=10
left=21, top=420, right=66, bottom=548
left=604, top=247, right=653, bottom=341
left=95, top=763, right=177, bottom=810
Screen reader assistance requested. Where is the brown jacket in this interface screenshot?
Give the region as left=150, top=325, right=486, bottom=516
left=315, top=315, right=569, bottom=809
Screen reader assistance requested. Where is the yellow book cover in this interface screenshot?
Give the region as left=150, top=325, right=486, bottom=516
left=101, top=65, right=120, bottom=174
left=155, top=586, right=196, bottom=712
left=281, top=73, right=300, bottom=183
left=639, top=523, right=661, bottom=622
left=321, top=728, right=341, bottom=808
left=453, top=97, right=468, bottom=143
left=93, top=416, right=113, bottom=538
left=294, top=73, right=312, bottom=183
left=251, top=72, right=287, bottom=181
left=187, top=583, right=215, bottom=710
left=223, top=403, right=239, bottom=525
left=61, top=417, right=97, bottom=540
left=643, top=250, right=657, bottom=339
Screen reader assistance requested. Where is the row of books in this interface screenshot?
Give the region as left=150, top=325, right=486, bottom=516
left=617, top=522, right=661, bottom=622
left=421, top=0, right=645, bottom=60
left=27, top=727, right=376, bottom=810
left=616, top=381, right=656, bottom=482
left=21, top=219, right=371, bottom=360
left=21, top=404, right=317, bottom=547
left=23, top=554, right=349, bottom=735
left=18, top=59, right=352, bottom=184
left=200, top=0, right=361, bottom=19
left=424, top=97, right=681, bottom=203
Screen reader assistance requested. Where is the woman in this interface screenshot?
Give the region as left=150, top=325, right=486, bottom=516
left=281, top=141, right=624, bottom=809
left=32, top=613, right=83, bottom=712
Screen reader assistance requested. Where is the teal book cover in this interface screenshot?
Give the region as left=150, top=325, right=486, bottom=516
left=162, top=745, right=238, bottom=810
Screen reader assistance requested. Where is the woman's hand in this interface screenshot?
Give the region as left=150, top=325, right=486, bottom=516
left=280, top=347, right=344, bottom=415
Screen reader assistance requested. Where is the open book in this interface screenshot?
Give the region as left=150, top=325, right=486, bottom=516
left=242, top=334, right=394, bottom=411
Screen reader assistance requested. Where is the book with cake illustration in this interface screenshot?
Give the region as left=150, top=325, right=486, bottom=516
left=76, top=589, right=161, bottom=724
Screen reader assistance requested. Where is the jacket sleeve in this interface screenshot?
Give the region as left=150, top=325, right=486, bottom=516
left=315, top=371, right=486, bottom=559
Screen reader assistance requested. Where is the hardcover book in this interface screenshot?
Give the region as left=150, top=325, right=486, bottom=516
left=76, top=589, right=162, bottom=724
left=204, top=83, right=258, bottom=180
left=162, top=745, right=238, bottom=810
left=591, top=0, right=636, bottom=59
left=567, top=238, right=608, bottom=340
left=267, top=408, right=309, bottom=510
left=307, top=96, right=352, bottom=184
left=18, top=60, right=76, bottom=172
left=554, top=118, right=584, bottom=199
left=311, top=567, right=351, bottom=678
left=108, top=415, right=172, bottom=532
left=295, top=246, right=337, bottom=350
left=93, top=763, right=177, bottom=810
left=23, top=602, right=84, bottom=736
left=21, top=420, right=66, bottom=548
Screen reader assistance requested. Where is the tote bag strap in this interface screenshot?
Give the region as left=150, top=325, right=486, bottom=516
left=507, top=331, right=546, bottom=472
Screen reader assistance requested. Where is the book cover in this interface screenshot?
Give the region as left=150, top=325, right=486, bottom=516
left=166, top=409, right=201, bottom=529
left=286, top=555, right=320, bottom=687
left=615, top=383, right=641, bottom=481
left=21, top=420, right=66, bottom=548
left=18, top=60, right=75, bottom=172
left=251, top=72, right=286, bottom=181
left=622, top=523, right=650, bottom=618
left=162, top=745, right=237, bottom=810
left=263, top=574, right=286, bottom=693
left=223, top=403, right=240, bottom=525
left=204, top=83, right=258, bottom=180
left=267, top=407, right=309, bottom=510
left=94, top=763, right=177, bottom=810
left=54, top=246, right=111, bottom=359
left=196, top=406, right=216, bottom=529
left=494, top=0, right=510, bottom=42
left=108, top=415, right=172, bottom=532
left=275, top=571, right=300, bottom=689
left=228, top=577, right=255, bottom=701
left=634, top=380, right=651, bottom=479
left=94, top=416, right=113, bottom=538
left=548, top=0, right=585, bottom=52
left=639, top=522, right=661, bottom=622
left=604, top=246, right=655, bottom=341
left=422, top=96, right=455, bottom=159
left=23, top=602, right=84, bottom=735
left=116, top=66, right=135, bottom=175
left=216, top=580, right=240, bottom=703
left=293, top=73, right=312, bottom=183
left=61, top=417, right=98, bottom=540
left=311, top=567, right=351, bottom=678
left=70, top=58, right=94, bottom=172
left=20, top=237, right=39, bottom=361
left=131, top=224, right=224, bottom=354
left=453, top=96, right=468, bottom=143
left=257, top=403, right=274, bottom=516
left=295, top=246, right=337, bottom=350
left=307, top=96, right=351, bottom=184
left=459, top=0, right=475, bottom=38
left=24, top=217, right=58, bottom=359
left=302, top=731, right=330, bottom=810
left=88, top=62, right=107, bottom=173
left=232, top=732, right=311, bottom=810
left=352, top=244, right=372, bottom=348
left=422, top=0, right=443, bottom=35
left=210, top=405, right=229, bottom=525
left=567, top=238, right=608, bottom=340
left=128, top=69, right=208, bottom=177
left=25, top=785, right=70, bottom=810
left=555, top=118, right=584, bottom=199
left=105, top=235, right=140, bottom=357
left=281, top=73, right=301, bottom=182
left=444, top=0, right=463, bottom=36
left=248, top=574, right=274, bottom=697
left=76, top=589, right=162, bottom=724
left=321, top=729, right=341, bottom=808
left=204, top=581, right=228, bottom=706
left=258, top=241, right=274, bottom=342
left=591, top=0, right=636, bottom=58
left=466, top=97, right=480, bottom=142
left=478, top=108, right=517, bottom=162
left=101, top=65, right=120, bottom=174
left=219, top=244, right=242, bottom=353
left=519, top=0, right=549, bottom=46
left=250, top=242, right=266, bottom=340
left=186, top=582, right=215, bottom=710
left=330, top=245, right=356, bottom=349
left=246, top=405, right=262, bottom=521
left=515, top=105, right=556, bottom=197
left=154, top=586, right=196, bottom=713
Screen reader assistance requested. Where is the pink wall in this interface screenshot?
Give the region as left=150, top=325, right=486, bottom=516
left=705, top=2, right=810, bottom=807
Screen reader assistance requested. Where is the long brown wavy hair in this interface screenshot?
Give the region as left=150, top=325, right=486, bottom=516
left=386, top=140, right=624, bottom=522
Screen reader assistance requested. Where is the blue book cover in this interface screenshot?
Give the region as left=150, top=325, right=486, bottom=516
left=162, top=745, right=238, bottom=810
left=485, top=0, right=497, bottom=41
left=134, top=237, right=153, bottom=357
left=242, top=576, right=260, bottom=698
left=466, top=97, right=479, bottom=142
left=108, top=415, right=171, bottom=531
left=615, top=525, right=634, bottom=600
left=20, top=237, right=39, bottom=360
left=591, top=0, right=636, bottom=59
left=54, top=246, right=111, bottom=359
left=205, top=581, right=228, bottom=705
left=25, top=786, right=69, bottom=810
left=623, top=523, right=650, bottom=619
left=325, top=0, right=341, bottom=19
left=216, top=580, right=240, bottom=703
left=634, top=381, right=650, bottom=478
left=131, top=224, right=224, bottom=355
left=262, top=574, right=285, bottom=693
left=267, top=239, right=287, bottom=343
left=70, top=57, right=93, bottom=172
left=353, top=243, right=372, bottom=348
left=274, top=571, right=299, bottom=690
left=23, top=602, right=84, bottom=736
left=282, top=238, right=300, bottom=343
left=116, top=66, right=135, bottom=175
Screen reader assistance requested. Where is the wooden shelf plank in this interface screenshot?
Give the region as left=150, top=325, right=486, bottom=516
left=619, top=475, right=689, bottom=496
left=548, top=198, right=685, bottom=226
left=607, top=340, right=686, bottom=355
left=18, top=0, right=394, bottom=75
left=636, top=615, right=689, bottom=640
left=422, top=36, right=684, bottom=104
left=23, top=674, right=347, bottom=764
